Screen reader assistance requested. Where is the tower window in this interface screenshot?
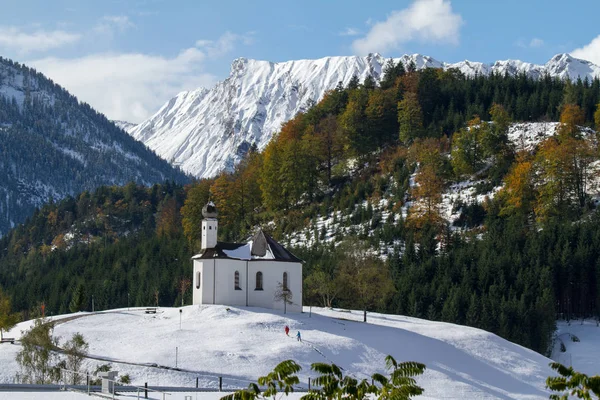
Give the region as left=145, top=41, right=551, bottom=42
left=283, top=272, right=288, bottom=290
left=196, top=271, right=201, bottom=289
left=255, top=271, right=263, bottom=290
left=235, top=271, right=241, bottom=290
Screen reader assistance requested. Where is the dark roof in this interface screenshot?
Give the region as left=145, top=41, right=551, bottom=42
left=251, top=230, right=302, bottom=262
left=192, top=229, right=302, bottom=263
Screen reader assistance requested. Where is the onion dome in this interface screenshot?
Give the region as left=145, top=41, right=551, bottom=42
left=202, top=201, right=218, bottom=218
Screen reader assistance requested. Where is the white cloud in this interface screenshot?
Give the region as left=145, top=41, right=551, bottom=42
left=352, top=0, right=463, bottom=55
left=0, top=26, right=80, bottom=54
left=27, top=30, right=254, bottom=123
left=195, top=31, right=255, bottom=58
left=29, top=47, right=216, bottom=123
left=529, top=38, right=544, bottom=48
left=517, top=37, right=544, bottom=49
left=571, top=35, right=600, bottom=65
left=93, top=15, right=136, bottom=37
left=339, top=28, right=360, bottom=37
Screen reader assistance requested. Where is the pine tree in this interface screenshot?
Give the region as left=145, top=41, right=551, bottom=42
left=0, top=288, right=20, bottom=340
left=397, top=92, right=423, bottom=144
left=69, top=283, right=85, bottom=313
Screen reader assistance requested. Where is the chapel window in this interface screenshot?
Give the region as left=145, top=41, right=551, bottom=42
left=255, top=271, right=263, bottom=290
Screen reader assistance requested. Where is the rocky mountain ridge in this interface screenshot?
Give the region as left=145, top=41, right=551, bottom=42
left=127, top=53, right=600, bottom=178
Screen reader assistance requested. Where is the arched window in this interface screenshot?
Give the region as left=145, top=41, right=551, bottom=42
left=235, top=271, right=241, bottom=290
left=255, top=271, right=263, bottom=290
left=283, top=272, right=288, bottom=290
left=196, top=271, right=201, bottom=289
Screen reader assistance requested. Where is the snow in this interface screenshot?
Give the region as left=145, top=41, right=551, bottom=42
left=222, top=243, right=252, bottom=259
left=0, top=306, right=557, bottom=399
left=551, top=319, right=600, bottom=377
left=127, top=53, right=600, bottom=179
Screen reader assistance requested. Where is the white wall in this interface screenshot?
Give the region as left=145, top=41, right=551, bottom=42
left=214, top=259, right=247, bottom=306
left=192, top=258, right=302, bottom=312
left=248, top=261, right=302, bottom=313
left=192, top=260, right=203, bottom=305
left=201, top=219, right=218, bottom=249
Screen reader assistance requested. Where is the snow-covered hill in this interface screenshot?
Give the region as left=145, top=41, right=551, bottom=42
left=126, top=53, right=600, bottom=178
left=0, top=306, right=555, bottom=399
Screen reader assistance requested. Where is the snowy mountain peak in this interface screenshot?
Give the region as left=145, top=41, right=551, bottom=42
left=127, top=53, right=600, bottom=178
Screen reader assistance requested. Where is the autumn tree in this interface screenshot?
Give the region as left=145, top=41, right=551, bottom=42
left=498, top=153, right=536, bottom=216
left=408, top=164, right=445, bottom=230
left=406, top=138, right=448, bottom=231
left=594, top=103, right=600, bottom=130
left=398, top=92, right=423, bottom=144
left=534, top=132, right=595, bottom=222
left=534, top=138, right=574, bottom=222
left=337, top=240, right=396, bottom=322
left=212, top=148, right=263, bottom=240
left=558, top=104, right=585, bottom=139
left=340, top=88, right=369, bottom=155
left=0, top=287, right=19, bottom=340
left=304, top=269, right=343, bottom=308
left=156, top=196, right=181, bottom=238
left=181, top=180, right=211, bottom=247
left=260, top=139, right=286, bottom=211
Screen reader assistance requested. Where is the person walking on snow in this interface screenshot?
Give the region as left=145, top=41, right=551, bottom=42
left=296, top=331, right=301, bottom=342
left=285, top=325, right=290, bottom=336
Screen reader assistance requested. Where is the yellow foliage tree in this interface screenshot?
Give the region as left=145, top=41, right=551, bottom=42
left=558, top=104, right=585, bottom=139
left=180, top=180, right=211, bottom=247
left=498, top=153, right=535, bottom=216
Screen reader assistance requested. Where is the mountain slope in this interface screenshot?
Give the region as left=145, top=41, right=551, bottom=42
left=127, top=53, right=600, bottom=178
left=0, top=306, right=554, bottom=399
left=0, top=57, right=189, bottom=236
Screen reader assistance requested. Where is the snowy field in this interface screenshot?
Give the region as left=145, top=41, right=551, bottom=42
left=551, top=319, right=600, bottom=377
left=0, top=305, right=568, bottom=399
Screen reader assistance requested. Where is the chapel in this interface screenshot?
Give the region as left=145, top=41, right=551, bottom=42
left=192, top=202, right=303, bottom=312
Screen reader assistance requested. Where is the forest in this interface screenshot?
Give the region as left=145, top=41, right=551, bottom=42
left=2, top=60, right=600, bottom=355
left=0, top=56, right=188, bottom=236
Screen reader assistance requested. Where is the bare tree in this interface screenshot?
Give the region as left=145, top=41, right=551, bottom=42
left=179, top=278, right=191, bottom=307
left=274, top=282, right=293, bottom=314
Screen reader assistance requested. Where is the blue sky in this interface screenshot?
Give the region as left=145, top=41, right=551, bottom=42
left=1, top=0, right=600, bottom=122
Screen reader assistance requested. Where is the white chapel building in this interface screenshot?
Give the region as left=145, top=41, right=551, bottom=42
left=192, top=202, right=303, bottom=312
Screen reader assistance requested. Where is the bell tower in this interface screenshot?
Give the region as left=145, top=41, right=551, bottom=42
left=201, top=201, right=218, bottom=250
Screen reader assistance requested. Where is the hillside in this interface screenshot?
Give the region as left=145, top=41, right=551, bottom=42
left=126, top=53, right=600, bottom=178
left=0, top=306, right=555, bottom=399
left=0, top=57, right=189, bottom=237
left=2, top=66, right=600, bottom=360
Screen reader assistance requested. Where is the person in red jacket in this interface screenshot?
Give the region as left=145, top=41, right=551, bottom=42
left=284, top=325, right=290, bottom=336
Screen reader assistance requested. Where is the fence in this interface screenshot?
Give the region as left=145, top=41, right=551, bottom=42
left=59, top=368, right=172, bottom=400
